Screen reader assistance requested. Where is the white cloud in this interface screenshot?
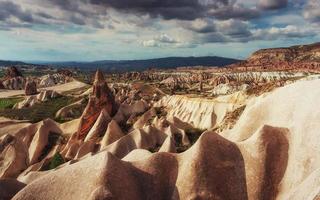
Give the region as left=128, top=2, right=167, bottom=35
left=303, top=0, right=320, bottom=23
left=253, top=25, right=318, bottom=40
left=142, top=39, right=161, bottom=47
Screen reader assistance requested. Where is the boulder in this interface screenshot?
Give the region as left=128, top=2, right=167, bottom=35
left=24, top=81, right=37, bottom=96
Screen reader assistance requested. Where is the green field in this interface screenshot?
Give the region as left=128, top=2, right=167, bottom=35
left=0, top=98, right=23, bottom=109
left=0, top=96, right=81, bottom=123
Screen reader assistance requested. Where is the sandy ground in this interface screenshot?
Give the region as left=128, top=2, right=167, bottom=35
left=0, top=80, right=88, bottom=98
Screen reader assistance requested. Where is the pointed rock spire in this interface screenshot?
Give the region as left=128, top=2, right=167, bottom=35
left=84, top=109, right=112, bottom=142
left=94, top=69, right=105, bottom=84
left=100, top=120, right=124, bottom=149
left=158, top=136, right=176, bottom=153
left=72, top=69, right=118, bottom=141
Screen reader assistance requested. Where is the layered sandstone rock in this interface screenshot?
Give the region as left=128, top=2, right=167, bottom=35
left=228, top=42, right=320, bottom=72
left=10, top=79, right=320, bottom=200
left=24, top=81, right=37, bottom=96
left=5, top=67, right=23, bottom=78
left=38, top=73, right=71, bottom=88
left=14, top=90, right=61, bottom=109
left=1, top=72, right=319, bottom=200
left=100, top=120, right=124, bottom=148
left=75, top=70, right=117, bottom=141
left=0, top=119, right=63, bottom=179
left=155, top=94, right=245, bottom=130
left=2, top=77, right=26, bottom=90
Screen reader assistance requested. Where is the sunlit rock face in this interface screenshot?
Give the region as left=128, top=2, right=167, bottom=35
left=75, top=70, right=117, bottom=141
left=0, top=65, right=320, bottom=200
left=228, top=42, right=320, bottom=72
left=10, top=79, right=319, bottom=200
left=14, top=90, right=61, bottom=109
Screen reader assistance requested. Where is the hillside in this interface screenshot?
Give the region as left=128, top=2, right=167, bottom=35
left=228, top=42, right=320, bottom=72
left=0, top=60, right=29, bottom=66
left=249, top=42, right=320, bottom=63
left=41, top=56, right=240, bottom=72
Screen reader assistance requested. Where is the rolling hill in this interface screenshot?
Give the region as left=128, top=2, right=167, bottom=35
left=38, top=56, right=240, bottom=72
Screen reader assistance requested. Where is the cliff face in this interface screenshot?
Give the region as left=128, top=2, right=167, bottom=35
left=249, top=42, right=320, bottom=63
left=229, top=42, right=320, bottom=72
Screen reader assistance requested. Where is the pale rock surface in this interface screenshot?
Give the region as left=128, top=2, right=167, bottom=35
left=28, top=119, right=63, bottom=165
left=84, top=109, right=111, bottom=142
left=156, top=95, right=243, bottom=130
left=100, top=120, right=124, bottom=149
left=14, top=90, right=61, bottom=109
left=158, top=136, right=176, bottom=153
left=223, top=79, right=320, bottom=199
left=2, top=77, right=320, bottom=200
left=55, top=98, right=86, bottom=119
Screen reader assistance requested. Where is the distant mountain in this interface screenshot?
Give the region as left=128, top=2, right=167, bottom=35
left=40, top=56, right=240, bottom=72
left=0, top=60, right=29, bottom=66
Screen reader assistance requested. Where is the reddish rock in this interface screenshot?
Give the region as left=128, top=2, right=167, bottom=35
left=76, top=70, right=117, bottom=140
left=227, top=42, right=320, bottom=72
left=24, top=81, right=37, bottom=96
left=5, top=66, right=23, bottom=79
left=57, top=69, right=73, bottom=77
left=0, top=81, right=4, bottom=89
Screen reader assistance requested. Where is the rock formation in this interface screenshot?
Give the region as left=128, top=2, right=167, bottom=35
left=0, top=64, right=320, bottom=200
left=228, top=42, right=320, bottom=72
left=14, top=90, right=61, bottom=109
left=75, top=70, right=117, bottom=141
left=24, top=81, right=37, bottom=96
left=5, top=67, right=23, bottom=78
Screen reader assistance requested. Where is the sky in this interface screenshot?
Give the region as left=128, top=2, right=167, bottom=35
left=0, top=0, right=319, bottom=61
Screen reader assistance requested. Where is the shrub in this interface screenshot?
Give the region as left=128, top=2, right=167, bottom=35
left=46, top=152, right=65, bottom=170
left=0, top=96, right=78, bottom=123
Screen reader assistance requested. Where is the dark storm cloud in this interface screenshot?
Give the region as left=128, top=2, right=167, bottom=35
left=182, top=18, right=216, bottom=33
left=218, top=20, right=252, bottom=38
left=89, top=0, right=205, bottom=20
left=0, top=0, right=318, bottom=47
left=0, top=1, right=34, bottom=22
left=45, top=0, right=259, bottom=21
left=0, top=0, right=261, bottom=31
left=209, top=4, right=260, bottom=20
left=258, top=0, right=288, bottom=10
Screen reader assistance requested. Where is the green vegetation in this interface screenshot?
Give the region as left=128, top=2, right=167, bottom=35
left=0, top=96, right=78, bottom=123
left=42, top=152, right=65, bottom=171
left=0, top=98, right=23, bottom=109
left=39, top=132, right=66, bottom=161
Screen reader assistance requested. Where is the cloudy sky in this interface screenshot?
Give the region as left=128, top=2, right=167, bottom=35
left=0, top=0, right=319, bottom=61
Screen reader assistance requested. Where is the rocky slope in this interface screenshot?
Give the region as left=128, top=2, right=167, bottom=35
left=229, top=42, right=320, bottom=72
left=0, top=70, right=319, bottom=199
left=0, top=66, right=72, bottom=90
